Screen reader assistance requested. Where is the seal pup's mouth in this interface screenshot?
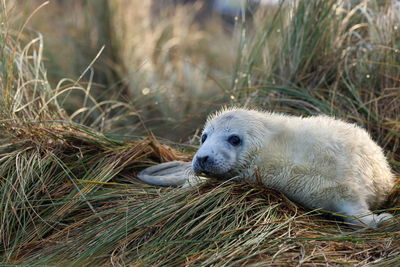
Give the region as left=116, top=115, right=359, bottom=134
left=193, top=169, right=235, bottom=181
left=195, top=171, right=242, bottom=184
left=193, top=169, right=216, bottom=178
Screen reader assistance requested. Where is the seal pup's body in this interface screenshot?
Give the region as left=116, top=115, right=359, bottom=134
left=139, top=108, right=395, bottom=228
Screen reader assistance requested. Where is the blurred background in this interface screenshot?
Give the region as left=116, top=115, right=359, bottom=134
left=15, top=1, right=400, bottom=165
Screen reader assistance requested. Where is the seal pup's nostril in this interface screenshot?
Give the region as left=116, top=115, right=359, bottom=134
left=197, top=155, right=209, bottom=169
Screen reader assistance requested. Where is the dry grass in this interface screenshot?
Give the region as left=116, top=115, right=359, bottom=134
left=107, top=0, right=239, bottom=140
left=17, top=0, right=236, bottom=140
left=1, top=120, right=399, bottom=266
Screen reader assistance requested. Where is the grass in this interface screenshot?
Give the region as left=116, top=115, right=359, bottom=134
left=17, top=0, right=236, bottom=141
left=1, top=0, right=399, bottom=266
left=232, top=0, right=400, bottom=172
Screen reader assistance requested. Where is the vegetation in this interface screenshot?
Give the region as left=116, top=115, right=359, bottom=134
left=1, top=0, right=399, bottom=265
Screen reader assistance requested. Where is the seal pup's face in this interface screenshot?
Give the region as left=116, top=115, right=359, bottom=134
left=192, top=109, right=267, bottom=180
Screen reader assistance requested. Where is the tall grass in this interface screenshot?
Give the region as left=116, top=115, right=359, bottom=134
left=233, top=0, right=399, bottom=170
left=18, top=1, right=400, bottom=149
left=18, top=0, right=236, bottom=141
left=1, top=0, right=399, bottom=266
left=108, top=0, right=237, bottom=140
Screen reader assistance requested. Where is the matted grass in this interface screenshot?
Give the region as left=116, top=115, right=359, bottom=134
left=1, top=120, right=399, bottom=266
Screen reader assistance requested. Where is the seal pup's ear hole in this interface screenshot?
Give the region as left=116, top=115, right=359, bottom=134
left=228, top=135, right=241, bottom=146
left=201, top=133, right=207, bottom=143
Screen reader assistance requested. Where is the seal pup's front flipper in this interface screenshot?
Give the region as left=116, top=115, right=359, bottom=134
left=137, top=161, right=206, bottom=187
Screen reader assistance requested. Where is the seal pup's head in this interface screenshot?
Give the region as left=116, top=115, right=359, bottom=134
left=192, top=108, right=270, bottom=180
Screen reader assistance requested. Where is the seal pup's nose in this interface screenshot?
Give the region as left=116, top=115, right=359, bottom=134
left=193, top=155, right=210, bottom=174
left=197, top=155, right=209, bottom=169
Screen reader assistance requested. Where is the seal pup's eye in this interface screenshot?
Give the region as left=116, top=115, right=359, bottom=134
left=228, top=135, right=241, bottom=146
left=201, top=133, right=207, bottom=143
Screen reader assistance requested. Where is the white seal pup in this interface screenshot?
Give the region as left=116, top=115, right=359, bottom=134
left=139, top=108, right=395, bottom=228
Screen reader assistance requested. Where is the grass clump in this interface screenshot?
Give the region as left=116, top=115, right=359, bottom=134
left=0, top=0, right=399, bottom=266
left=232, top=0, right=399, bottom=171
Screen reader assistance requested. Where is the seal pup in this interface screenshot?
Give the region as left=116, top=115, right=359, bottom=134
left=138, top=108, right=395, bottom=228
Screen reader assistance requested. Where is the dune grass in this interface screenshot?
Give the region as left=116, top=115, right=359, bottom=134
left=232, top=0, right=399, bottom=169
left=1, top=0, right=399, bottom=266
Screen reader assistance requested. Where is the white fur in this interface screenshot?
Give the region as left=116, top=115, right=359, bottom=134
left=191, top=108, right=395, bottom=228
left=138, top=108, right=395, bottom=228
